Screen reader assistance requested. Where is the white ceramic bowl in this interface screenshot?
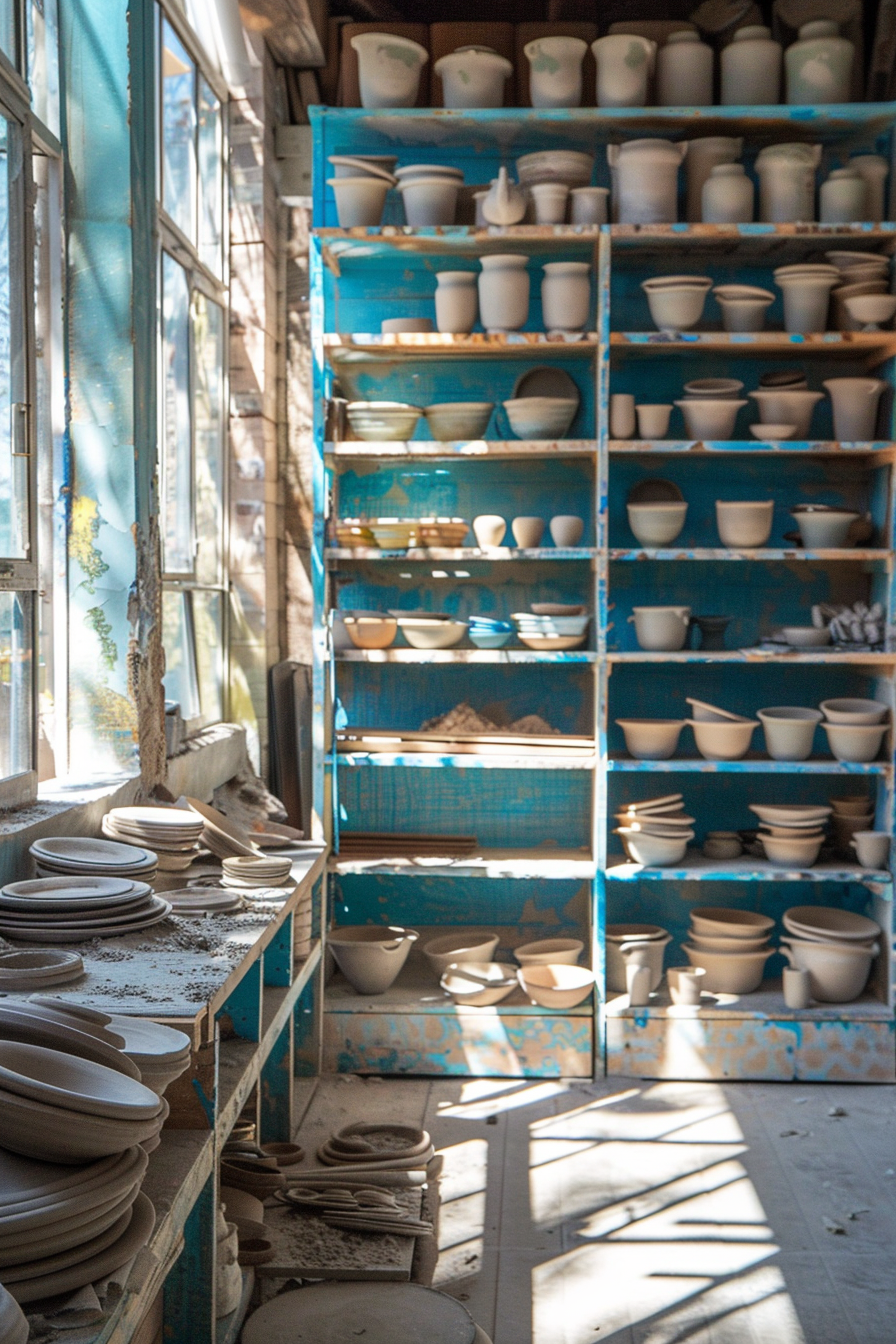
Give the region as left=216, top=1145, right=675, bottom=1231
left=715, top=499, right=774, bottom=547
left=343, top=615, right=398, bottom=650
left=689, top=907, right=775, bottom=939
left=642, top=278, right=712, bottom=331
left=514, top=938, right=584, bottom=966
left=820, top=698, right=889, bottom=725
left=627, top=501, right=688, bottom=545
left=472, top=515, right=506, bottom=548
left=844, top=293, right=896, bottom=327
left=398, top=619, right=467, bottom=649
left=615, top=719, right=686, bottom=760
left=503, top=397, right=577, bottom=439
left=422, top=932, right=500, bottom=978
left=347, top=402, right=422, bottom=441
left=822, top=722, right=887, bottom=762
left=714, top=291, right=774, bottom=332
left=757, top=707, right=823, bottom=761
left=758, top=833, right=823, bottom=866
left=517, top=964, right=595, bottom=1008
left=747, top=390, right=824, bottom=438
left=783, top=905, right=881, bottom=943
left=440, top=962, right=517, bottom=1006
left=779, top=625, right=831, bottom=647
left=628, top=605, right=691, bottom=651
left=424, top=403, right=493, bottom=441
left=683, top=944, right=773, bottom=994
left=781, top=937, right=878, bottom=1003
left=790, top=507, right=859, bottom=549
left=689, top=718, right=757, bottom=761
left=676, top=399, right=746, bottom=440
left=614, top=829, right=692, bottom=866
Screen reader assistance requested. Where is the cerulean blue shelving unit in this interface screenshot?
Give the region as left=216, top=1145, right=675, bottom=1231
left=311, top=100, right=896, bottom=1082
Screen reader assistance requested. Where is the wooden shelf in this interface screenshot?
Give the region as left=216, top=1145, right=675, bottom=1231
left=335, top=648, right=597, bottom=664
left=608, top=756, right=891, bottom=774
left=325, top=546, right=596, bottom=561
left=608, top=546, right=890, bottom=562
left=608, top=649, right=896, bottom=665
left=609, top=438, right=896, bottom=456
left=606, top=851, right=891, bottom=883
left=611, top=331, right=896, bottom=358
left=331, top=847, right=597, bottom=879
left=327, top=439, right=596, bottom=459
left=323, top=332, right=599, bottom=363
left=604, top=978, right=892, bottom=1021
left=335, top=750, right=596, bottom=770
left=326, top=957, right=592, bottom=1016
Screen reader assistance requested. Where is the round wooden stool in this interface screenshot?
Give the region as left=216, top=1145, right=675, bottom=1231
left=241, top=1282, right=477, bottom=1344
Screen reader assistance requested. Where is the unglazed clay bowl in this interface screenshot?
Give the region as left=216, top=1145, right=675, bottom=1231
left=398, top=618, right=467, bottom=649
left=783, top=905, right=881, bottom=944
left=757, top=707, right=822, bottom=761
left=503, top=397, right=577, bottom=439
left=779, top=625, right=831, bottom=647
left=626, top=501, right=687, bottom=545
left=689, top=931, right=770, bottom=953
left=749, top=423, right=797, bottom=441
left=549, top=515, right=584, bottom=547
left=342, top=615, right=398, bottom=650
left=790, top=507, right=859, bottom=549
left=642, top=277, right=712, bottom=331
left=822, top=722, right=887, bottom=763
left=820, top=698, right=889, bottom=725
left=511, top=516, right=545, bottom=548
left=683, top=944, right=773, bottom=994
left=715, top=499, right=774, bottom=547
left=424, top=402, right=493, bottom=441
left=346, top=402, right=422, bottom=441
left=676, top=399, right=746, bottom=440
left=422, top=932, right=500, bottom=978
left=328, top=926, right=419, bottom=995
left=780, top=937, right=878, bottom=1003
left=440, top=962, right=517, bottom=1007
left=614, top=829, right=692, bottom=866
left=615, top=719, right=686, bottom=760
left=758, top=833, right=823, bottom=866
left=688, top=718, right=757, bottom=761
left=327, top=176, right=390, bottom=228
left=517, top=964, right=595, bottom=1009
left=514, top=938, right=584, bottom=966
left=689, top=908, right=775, bottom=940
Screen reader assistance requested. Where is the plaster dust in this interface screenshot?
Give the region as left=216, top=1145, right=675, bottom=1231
left=259, top=1188, right=422, bottom=1280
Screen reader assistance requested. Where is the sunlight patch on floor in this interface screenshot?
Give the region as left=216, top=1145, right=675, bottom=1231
left=438, top=1079, right=571, bottom=1119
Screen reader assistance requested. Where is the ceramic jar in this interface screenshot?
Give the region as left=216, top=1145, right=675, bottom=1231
left=569, top=187, right=609, bottom=224
left=720, top=25, right=782, bottom=105
left=478, top=254, right=530, bottom=332
left=684, top=136, right=743, bottom=223
left=819, top=168, right=868, bottom=224
left=350, top=33, right=429, bottom=109
left=434, top=45, right=512, bottom=109
left=849, top=155, right=889, bottom=223
left=524, top=35, right=588, bottom=108
left=610, top=393, right=636, bottom=438
left=435, top=271, right=478, bottom=334
left=702, top=163, right=754, bottom=223
left=591, top=35, right=656, bottom=108
left=608, top=139, right=687, bottom=225
left=823, top=377, right=887, bottom=441
left=629, top=605, right=691, bottom=651
left=541, top=262, right=590, bottom=332
left=755, top=143, right=821, bottom=222
left=657, top=31, right=713, bottom=107
left=786, top=21, right=853, bottom=105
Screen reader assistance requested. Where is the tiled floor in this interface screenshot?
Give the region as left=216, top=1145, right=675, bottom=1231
left=295, top=1075, right=896, bottom=1344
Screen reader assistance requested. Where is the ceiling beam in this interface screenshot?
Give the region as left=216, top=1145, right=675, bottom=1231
left=238, top=0, right=326, bottom=68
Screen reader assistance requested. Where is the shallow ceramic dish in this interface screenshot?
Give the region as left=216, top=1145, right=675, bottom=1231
left=398, top=618, right=467, bottom=649
left=422, top=932, right=500, bottom=978
left=0, top=1043, right=162, bottom=1121
left=749, top=804, right=831, bottom=824
left=820, top=697, right=889, bottom=725
left=615, top=719, right=685, bottom=760
left=749, top=423, right=797, bottom=440
left=683, top=944, right=774, bottom=994
left=517, top=964, right=594, bottom=1008
left=517, top=632, right=586, bottom=650
left=503, top=396, right=577, bottom=439
left=689, top=908, right=775, bottom=939
left=342, top=615, right=398, bottom=650
left=440, top=962, right=518, bottom=1006
left=715, top=499, right=774, bottom=548
left=689, top=718, right=757, bottom=761
left=783, top=905, right=880, bottom=943
left=514, top=938, right=584, bottom=966
left=346, top=402, right=422, bottom=442
left=822, top=721, right=887, bottom=762
left=424, top=402, right=493, bottom=441
left=780, top=937, right=878, bottom=1002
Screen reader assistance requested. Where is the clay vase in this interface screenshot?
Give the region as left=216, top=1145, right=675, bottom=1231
left=434, top=45, right=512, bottom=109
left=524, top=35, right=587, bottom=108
left=350, top=34, right=429, bottom=109
left=720, top=25, right=782, bottom=104
left=472, top=514, right=506, bottom=548
left=785, top=21, right=853, bottom=105
left=608, top=139, right=687, bottom=225
left=657, top=31, right=713, bottom=107
left=702, top=164, right=754, bottom=223
left=684, top=136, right=742, bottom=223
left=849, top=155, right=889, bottom=223
left=823, top=378, right=887, bottom=441
left=435, top=271, right=478, bottom=334
left=512, top=516, right=545, bottom=547
left=591, top=35, right=656, bottom=108
left=541, top=261, right=590, bottom=332
left=478, top=255, right=530, bottom=332
left=755, top=143, right=821, bottom=222
left=819, top=169, right=868, bottom=224
left=481, top=166, right=527, bottom=226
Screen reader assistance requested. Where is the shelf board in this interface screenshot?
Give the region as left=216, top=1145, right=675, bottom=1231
left=604, top=977, right=892, bottom=1021
left=611, top=331, right=896, bottom=358
left=335, top=750, right=596, bottom=770
left=606, top=850, right=891, bottom=883
left=608, top=756, right=891, bottom=775
left=330, top=847, right=597, bottom=879
left=325, top=956, right=592, bottom=1016
left=607, top=649, right=896, bottom=665
left=610, top=438, right=895, bottom=456
left=325, top=546, right=596, bottom=562
left=608, top=546, right=890, bottom=562
left=335, top=648, right=597, bottom=664
left=323, top=332, right=599, bottom=363
left=316, top=224, right=603, bottom=267
left=609, top=222, right=896, bottom=252
left=326, top=438, right=596, bottom=459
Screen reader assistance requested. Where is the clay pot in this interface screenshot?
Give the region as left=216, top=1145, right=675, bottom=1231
left=755, top=143, right=821, bottom=223
left=851, top=831, right=890, bottom=868
left=525, top=36, right=588, bottom=108
left=398, top=177, right=459, bottom=226
left=616, top=934, right=673, bottom=989
left=748, top=390, right=824, bottom=439
left=774, top=270, right=838, bottom=334
left=511, top=516, right=545, bottom=548
left=635, top=404, right=673, bottom=439
left=478, top=255, right=530, bottom=332
left=434, top=46, right=512, bottom=109
left=758, top=707, right=822, bottom=761
left=569, top=186, right=608, bottom=223
left=609, top=139, right=687, bottom=225
left=328, top=177, right=390, bottom=228
left=657, top=31, right=713, bottom=107
left=328, top=926, right=419, bottom=995
left=643, top=277, right=712, bottom=332
left=822, top=722, right=887, bottom=763
left=549, top=515, right=584, bottom=547
left=781, top=937, right=877, bottom=1002
left=684, top=137, right=742, bottom=224
left=790, top=506, right=859, bottom=548
left=434, top=271, right=478, bottom=334
left=541, top=262, right=590, bottom=332
left=676, top=398, right=746, bottom=440
left=350, top=34, right=429, bottom=109
left=628, top=605, right=691, bottom=651
left=714, top=285, right=772, bottom=331
left=715, top=499, right=774, bottom=547
left=848, top=154, right=889, bottom=223
left=720, top=25, right=782, bottom=104
left=627, top=500, right=686, bottom=545
left=591, top=35, right=656, bottom=107
left=823, top=377, right=887, bottom=441
left=702, top=163, right=754, bottom=224
left=785, top=21, right=853, bottom=105
left=689, top=717, right=757, bottom=761
left=820, top=169, right=868, bottom=224
left=615, top=719, right=686, bottom=760
left=530, top=182, right=569, bottom=224
left=605, top=927, right=670, bottom=992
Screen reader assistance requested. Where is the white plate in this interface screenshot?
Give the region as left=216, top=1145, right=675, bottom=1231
left=30, top=837, right=155, bottom=865
left=108, top=807, right=203, bottom=830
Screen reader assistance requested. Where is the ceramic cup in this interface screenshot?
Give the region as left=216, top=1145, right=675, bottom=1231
left=549, top=514, right=584, bottom=547
left=851, top=831, right=890, bottom=869
left=783, top=966, right=812, bottom=1009
left=512, top=516, right=545, bottom=548
left=473, top=514, right=507, bottom=548
left=530, top=182, right=569, bottom=224
left=610, top=393, right=637, bottom=438
left=626, top=962, right=652, bottom=1006
left=569, top=187, right=609, bottom=224
left=668, top=966, right=706, bottom=1005
left=636, top=404, right=673, bottom=438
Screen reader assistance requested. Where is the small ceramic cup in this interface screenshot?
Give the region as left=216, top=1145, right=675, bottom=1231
left=473, top=514, right=507, bottom=548
left=626, top=962, right=652, bottom=1006
left=851, top=830, right=890, bottom=869
left=511, top=516, right=546, bottom=548
left=668, top=966, right=706, bottom=1005
left=610, top=393, right=636, bottom=438
left=783, top=966, right=811, bottom=1010
left=570, top=186, right=609, bottom=224
left=549, top=514, right=584, bottom=547
left=530, top=182, right=569, bottom=223
left=636, top=403, right=673, bottom=438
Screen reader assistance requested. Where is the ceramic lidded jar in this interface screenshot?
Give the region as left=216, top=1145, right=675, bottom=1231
left=350, top=34, right=429, bottom=109
left=755, top=142, right=821, bottom=222
left=434, top=45, right=513, bottom=109
left=702, top=163, right=754, bottom=223
left=786, top=20, right=853, bottom=105
left=435, top=271, right=478, bottom=334
left=608, top=139, right=687, bottom=225
left=820, top=168, right=868, bottom=224
left=684, top=136, right=742, bottom=223
left=657, top=31, right=713, bottom=107
left=478, top=254, right=530, bottom=332
left=524, top=36, right=588, bottom=108
left=591, top=35, right=656, bottom=108
left=849, top=155, right=889, bottom=223
left=720, top=25, right=782, bottom=105
left=541, top=261, right=591, bottom=333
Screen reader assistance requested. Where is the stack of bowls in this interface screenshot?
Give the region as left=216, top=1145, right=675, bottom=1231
left=367, top=520, right=419, bottom=550
left=749, top=802, right=832, bottom=866
left=396, top=164, right=464, bottom=226
left=395, top=612, right=468, bottom=649
left=327, top=155, right=397, bottom=228
left=414, top=518, right=470, bottom=548
left=102, top=806, right=203, bottom=873
left=686, top=696, right=758, bottom=762
left=683, top=907, right=775, bottom=992
left=712, top=283, right=775, bottom=332
left=346, top=402, right=422, bottom=442
left=30, top=837, right=158, bottom=883
left=467, top=616, right=513, bottom=650
left=440, top=962, right=517, bottom=1007
left=830, top=792, right=876, bottom=856
left=676, top=377, right=746, bottom=440
left=781, top=905, right=881, bottom=1002
left=773, top=263, right=839, bottom=333
left=516, top=150, right=594, bottom=192
left=512, top=610, right=589, bottom=650
left=613, top=793, right=694, bottom=867
left=221, top=855, right=293, bottom=889
left=0, top=874, right=171, bottom=942
left=641, top=275, right=712, bottom=333
left=29, top=998, right=193, bottom=1098
left=826, top=250, right=891, bottom=330
left=820, top=697, right=889, bottom=763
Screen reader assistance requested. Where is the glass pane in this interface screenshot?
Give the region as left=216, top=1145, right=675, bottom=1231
left=192, top=588, right=223, bottom=722
left=0, top=591, right=33, bottom=780
left=0, top=1, right=15, bottom=61
left=197, top=77, right=223, bottom=276
left=162, top=587, right=199, bottom=719
left=0, top=116, right=28, bottom=560
left=161, top=18, right=196, bottom=242
left=28, top=0, right=60, bottom=136
left=192, top=292, right=225, bottom=585
left=161, top=253, right=193, bottom=574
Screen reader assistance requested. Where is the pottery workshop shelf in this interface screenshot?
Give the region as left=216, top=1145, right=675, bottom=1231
left=607, top=757, right=892, bottom=774
left=335, top=649, right=599, bottom=664
left=336, top=752, right=597, bottom=770
left=606, top=854, right=892, bottom=883
left=609, top=439, right=896, bottom=456
left=607, top=651, right=896, bottom=665
left=326, top=439, right=597, bottom=458
left=610, top=331, right=896, bottom=360
left=325, top=546, right=598, bottom=561
left=330, top=848, right=598, bottom=879
left=323, top=332, right=600, bottom=363
left=608, top=547, right=892, bottom=562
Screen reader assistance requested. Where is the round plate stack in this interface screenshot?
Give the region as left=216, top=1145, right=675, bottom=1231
left=221, top=855, right=292, bottom=889
left=29, top=836, right=159, bottom=883
left=0, top=1002, right=141, bottom=1079
left=164, top=887, right=245, bottom=916
left=102, top=807, right=204, bottom=873
left=0, top=948, right=85, bottom=991
left=0, top=874, right=171, bottom=942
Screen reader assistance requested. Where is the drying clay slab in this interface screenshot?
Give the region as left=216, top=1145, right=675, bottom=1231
left=242, top=1283, right=475, bottom=1344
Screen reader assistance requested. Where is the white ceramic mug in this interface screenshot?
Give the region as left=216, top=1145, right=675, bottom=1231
left=783, top=966, right=811, bottom=1009
left=626, top=962, right=652, bottom=1006
left=668, top=966, right=705, bottom=1005
left=851, top=831, right=890, bottom=869
left=610, top=393, right=636, bottom=438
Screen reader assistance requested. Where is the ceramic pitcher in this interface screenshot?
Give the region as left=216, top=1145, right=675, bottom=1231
left=720, top=25, right=782, bottom=104
left=684, top=136, right=742, bottom=223
left=786, top=20, right=853, bottom=104
left=591, top=35, right=656, bottom=108
left=434, top=45, right=513, bottom=109
left=755, top=142, right=821, bottom=222
left=608, top=139, right=687, bottom=224
left=524, top=35, right=588, bottom=108
left=657, top=31, right=713, bottom=107
left=350, top=33, right=429, bottom=109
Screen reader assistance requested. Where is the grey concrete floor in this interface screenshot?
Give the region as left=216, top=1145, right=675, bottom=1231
left=296, top=1075, right=896, bottom=1344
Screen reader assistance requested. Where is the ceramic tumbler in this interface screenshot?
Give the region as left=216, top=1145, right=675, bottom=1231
left=569, top=187, right=609, bottom=224
left=783, top=967, right=811, bottom=1010
left=626, top=962, right=652, bottom=1006
left=668, top=967, right=705, bottom=1005
left=435, top=271, right=478, bottom=334
left=610, top=393, right=636, bottom=438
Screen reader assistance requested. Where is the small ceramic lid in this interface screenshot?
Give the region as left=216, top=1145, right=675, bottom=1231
left=733, top=24, right=771, bottom=39
left=798, top=19, right=840, bottom=38
left=709, top=162, right=746, bottom=177
left=667, top=29, right=702, bottom=43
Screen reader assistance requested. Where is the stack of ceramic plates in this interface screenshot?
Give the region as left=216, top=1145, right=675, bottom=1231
left=26, top=998, right=192, bottom=1098
left=29, top=836, right=158, bottom=882
left=0, top=1143, right=153, bottom=1305
left=221, top=855, right=292, bottom=889
left=181, top=797, right=259, bottom=861
left=0, top=874, right=171, bottom=942
left=102, top=806, right=203, bottom=872
left=512, top=610, right=589, bottom=650
left=614, top=793, right=694, bottom=866
left=164, top=887, right=245, bottom=916
left=467, top=616, right=513, bottom=650
left=0, top=1001, right=141, bottom=1078
left=0, top=948, right=85, bottom=991
left=749, top=803, right=832, bottom=867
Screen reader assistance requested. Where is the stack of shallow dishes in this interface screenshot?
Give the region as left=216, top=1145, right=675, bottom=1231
left=614, top=793, right=694, bottom=866
left=820, top=697, right=889, bottom=764
left=712, top=283, right=775, bottom=333
left=749, top=803, right=832, bottom=867
left=467, top=616, right=513, bottom=649
left=512, top=610, right=589, bottom=650
left=829, top=792, right=875, bottom=855
left=516, top=150, right=593, bottom=191
left=164, top=887, right=245, bottom=916
left=182, top=797, right=259, bottom=861
left=0, top=1142, right=153, bottom=1305
left=684, top=907, right=775, bottom=993
left=30, top=836, right=158, bottom=883
left=0, top=874, right=170, bottom=942
left=781, top=905, right=881, bottom=1003
left=221, top=855, right=293, bottom=889
left=0, top=948, right=85, bottom=991
left=826, top=250, right=891, bottom=330
left=27, top=998, right=192, bottom=1098
left=102, top=806, right=203, bottom=873
left=0, top=1001, right=141, bottom=1078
